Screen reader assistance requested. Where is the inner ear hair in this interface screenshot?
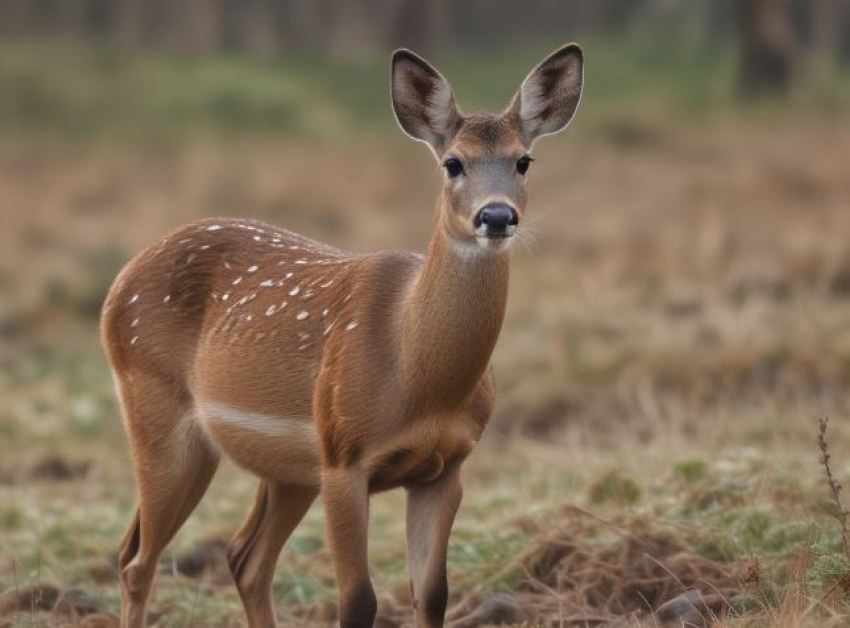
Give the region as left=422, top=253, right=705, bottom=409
left=510, top=43, right=584, bottom=145
left=391, top=49, right=462, bottom=156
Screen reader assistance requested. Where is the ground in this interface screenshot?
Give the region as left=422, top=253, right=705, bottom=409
left=2, top=41, right=850, bottom=627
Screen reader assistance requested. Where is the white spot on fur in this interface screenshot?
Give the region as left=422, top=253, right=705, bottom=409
left=130, top=318, right=139, bottom=328
left=320, top=280, right=334, bottom=288
left=289, top=286, right=301, bottom=296
left=346, top=321, right=358, bottom=331
left=266, top=305, right=276, bottom=316
left=233, top=276, right=243, bottom=285
left=295, top=259, right=308, bottom=265
left=259, top=280, right=274, bottom=287
left=247, top=265, right=259, bottom=273
left=207, top=225, right=222, bottom=231
left=163, top=295, right=171, bottom=303
left=297, top=311, right=309, bottom=320
left=322, top=308, right=329, bottom=317
left=130, top=336, right=139, bottom=345
left=128, top=294, right=139, bottom=305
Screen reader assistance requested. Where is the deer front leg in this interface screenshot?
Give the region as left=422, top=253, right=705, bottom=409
left=406, top=464, right=463, bottom=628
left=322, top=466, right=377, bottom=628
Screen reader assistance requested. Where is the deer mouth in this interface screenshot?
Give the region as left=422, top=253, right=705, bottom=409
left=474, top=224, right=517, bottom=240
left=475, top=233, right=514, bottom=250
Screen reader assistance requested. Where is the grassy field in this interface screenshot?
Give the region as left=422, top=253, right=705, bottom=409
left=3, top=39, right=850, bottom=627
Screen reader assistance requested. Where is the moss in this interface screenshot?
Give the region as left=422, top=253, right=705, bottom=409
left=806, top=548, right=850, bottom=594
left=730, top=590, right=763, bottom=614
left=697, top=509, right=818, bottom=561
left=0, top=506, right=25, bottom=530
left=588, top=469, right=642, bottom=506
left=673, top=458, right=709, bottom=484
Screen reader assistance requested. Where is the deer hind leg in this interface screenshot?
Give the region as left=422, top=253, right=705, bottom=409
left=115, top=372, right=219, bottom=628
left=227, top=481, right=318, bottom=628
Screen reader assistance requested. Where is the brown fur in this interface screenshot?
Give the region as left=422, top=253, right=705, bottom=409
left=102, top=44, right=583, bottom=628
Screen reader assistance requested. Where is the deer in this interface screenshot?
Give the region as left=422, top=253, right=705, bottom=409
left=100, top=43, right=584, bottom=628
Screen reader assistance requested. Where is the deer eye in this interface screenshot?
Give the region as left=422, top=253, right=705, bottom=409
left=443, top=158, right=464, bottom=178
left=516, top=155, right=533, bottom=175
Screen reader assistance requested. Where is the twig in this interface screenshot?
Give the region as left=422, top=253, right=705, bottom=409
left=817, top=417, right=850, bottom=558
left=187, top=577, right=203, bottom=628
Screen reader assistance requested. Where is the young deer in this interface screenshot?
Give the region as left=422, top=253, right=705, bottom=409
left=101, top=44, right=583, bottom=628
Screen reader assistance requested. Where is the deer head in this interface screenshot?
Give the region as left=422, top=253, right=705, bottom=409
left=391, top=44, right=584, bottom=252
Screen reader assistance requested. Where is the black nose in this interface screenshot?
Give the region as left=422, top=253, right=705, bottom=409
left=473, top=203, right=519, bottom=235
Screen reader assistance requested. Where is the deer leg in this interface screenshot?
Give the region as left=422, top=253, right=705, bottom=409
left=406, top=465, right=463, bottom=628
left=322, top=467, right=376, bottom=628
left=227, top=481, right=317, bottom=628
left=116, top=375, right=219, bottom=628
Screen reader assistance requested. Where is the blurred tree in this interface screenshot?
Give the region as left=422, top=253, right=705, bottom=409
left=737, top=0, right=797, bottom=97
left=2, top=0, right=847, bottom=70
left=810, top=0, right=840, bottom=70
left=388, top=0, right=451, bottom=56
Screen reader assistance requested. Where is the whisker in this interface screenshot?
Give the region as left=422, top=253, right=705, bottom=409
left=515, top=224, right=542, bottom=255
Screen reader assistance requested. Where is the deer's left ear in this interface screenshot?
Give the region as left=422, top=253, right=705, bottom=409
left=391, top=49, right=463, bottom=157
left=510, top=44, right=584, bottom=146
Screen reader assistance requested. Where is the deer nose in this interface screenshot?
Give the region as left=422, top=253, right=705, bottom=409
left=473, top=203, right=518, bottom=237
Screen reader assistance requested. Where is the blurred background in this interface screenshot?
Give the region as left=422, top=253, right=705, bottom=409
left=2, top=1, right=850, bottom=626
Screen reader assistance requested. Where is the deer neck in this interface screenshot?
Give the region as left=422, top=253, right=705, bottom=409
left=400, top=210, right=511, bottom=410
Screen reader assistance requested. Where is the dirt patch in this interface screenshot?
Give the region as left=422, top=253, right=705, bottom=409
left=172, top=535, right=232, bottom=586
left=0, top=455, right=93, bottom=485
left=0, top=583, right=61, bottom=618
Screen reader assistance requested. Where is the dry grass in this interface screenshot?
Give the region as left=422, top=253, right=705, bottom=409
left=3, top=104, right=850, bottom=626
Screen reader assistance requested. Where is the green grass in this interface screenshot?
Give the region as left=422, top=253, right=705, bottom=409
left=0, top=36, right=741, bottom=146
left=3, top=35, right=847, bottom=154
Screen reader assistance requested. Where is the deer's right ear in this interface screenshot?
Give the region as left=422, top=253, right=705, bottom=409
left=391, top=49, right=462, bottom=157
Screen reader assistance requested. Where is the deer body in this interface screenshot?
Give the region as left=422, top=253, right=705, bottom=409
left=102, top=45, right=583, bottom=628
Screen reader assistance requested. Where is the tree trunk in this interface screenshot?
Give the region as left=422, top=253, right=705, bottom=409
left=809, top=0, right=840, bottom=69
left=737, top=0, right=796, bottom=97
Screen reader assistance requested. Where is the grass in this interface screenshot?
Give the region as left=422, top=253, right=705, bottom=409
left=0, top=34, right=822, bottom=147
left=4, top=341, right=850, bottom=625
left=3, top=35, right=850, bottom=627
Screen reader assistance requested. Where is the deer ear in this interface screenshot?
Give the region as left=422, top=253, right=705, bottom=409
left=510, top=44, right=584, bottom=146
left=391, top=49, right=462, bottom=156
